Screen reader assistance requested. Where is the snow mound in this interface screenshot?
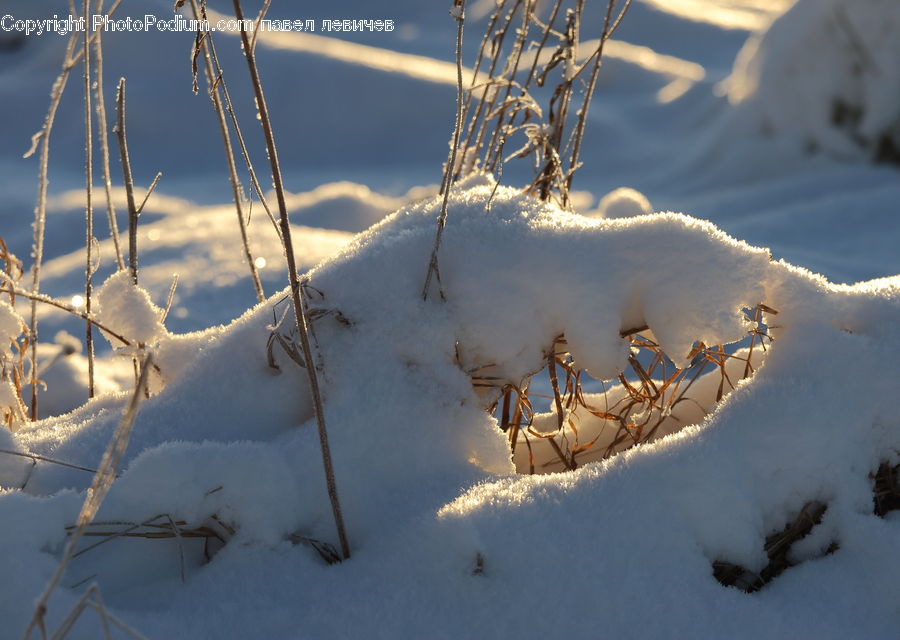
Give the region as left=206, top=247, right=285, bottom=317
left=2, top=186, right=900, bottom=637
left=591, top=186, right=654, bottom=218
left=726, top=0, right=900, bottom=163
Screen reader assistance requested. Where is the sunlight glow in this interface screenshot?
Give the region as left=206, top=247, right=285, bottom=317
left=70, top=295, right=85, bottom=308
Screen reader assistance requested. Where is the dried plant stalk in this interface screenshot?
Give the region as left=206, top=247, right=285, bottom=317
left=423, top=0, right=468, bottom=301
left=93, top=0, right=125, bottom=270
left=231, top=0, right=350, bottom=560
left=23, top=354, right=153, bottom=640
left=25, top=34, right=78, bottom=422
left=114, top=78, right=139, bottom=285
left=189, top=0, right=265, bottom=303
left=82, top=0, right=96, bottom=399
left=475, top=305, right=775, bottom=473
left=452, top=0, right=632, bottom=206
left=191, top=0, right=281, bottom=242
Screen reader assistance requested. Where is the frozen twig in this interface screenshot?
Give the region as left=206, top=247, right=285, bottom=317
left=83, top=0, right=96, bottom=399
left=22, top=354, right=153, bottom=640
left=25, top=33, right=78, bottom=422
left=232, top=0, right=350, bottom=560
left=92, top=0, right=125, bottom=270
left=423, top=0, right=467, bottom=302
left=190, top=0, right=265, bottom=302
left=113, top=78, right=139, bottom=286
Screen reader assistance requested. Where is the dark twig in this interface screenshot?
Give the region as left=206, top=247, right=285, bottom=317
left=113, top=78, right=139, bottom=286
left=232, top=0, right=350, bottom=560
left=82, top=0, right=96, bottom=400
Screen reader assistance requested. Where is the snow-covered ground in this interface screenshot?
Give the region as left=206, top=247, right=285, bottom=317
left=1, top=0, right=899, bottom=638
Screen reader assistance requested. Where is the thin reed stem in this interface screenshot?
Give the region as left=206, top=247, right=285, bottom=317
left=190, top=0, right=265, bottom=303
left=23, top=354, right=152, bottom=640
left=26, top=33, right=78, bottom=422
left=563, top=0, right=625, bottom=205
left=195, top=0, right=281, bottom=242
left=113, top=78, right=139, bottom=285
left=83, top=0, right=96, bottom=399
left=423, top=0, right=467, bottom=301
left=232, top=0, right=350, bottom=560
left=92, top=0, right=125, bottom=270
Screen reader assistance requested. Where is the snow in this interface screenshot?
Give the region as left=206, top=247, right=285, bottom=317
left=4, top=185, right=900, bottom=637
left=725, top=0, right=900, bottom=162
left=592, top=186, right=654, bottom=218
left=95, top=271, right=168, bottom=348
left=0, top=300, right=25, bottom=346
left=0, top=0, right=899, bottom=638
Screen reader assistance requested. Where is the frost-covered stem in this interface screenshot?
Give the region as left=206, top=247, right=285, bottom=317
left=26, top=33, right=79, bottom=422
left=563, top=0, right=623, bottom=206
left=455, top=0, right=510, bottom=180
left=423, top=0, right=467, bottom=301
left=83, top=0, right=96, bottom=399
left=190, top=0, right=265, bottom=303
left=22, top=354, right=152, bottom=640
left=232, top=0, right=349, bottom=560
left=462, top=0, right=521, bottom=175
left=483, top=0, right=533, bottom=172
left=136, top=172, right=162, bottom=215
left=486, top=0, right=564, bottom=177
left=0, top=282, right=132, bottom=348
left=537, top=7, right=579, bottom=202
left=249, top=0, right=272, bottom=55
left=93, top=0, right=125, bottom=271
left=198, top=7, right=281, bottom=243
left=113, top=78, right=139, bottom=285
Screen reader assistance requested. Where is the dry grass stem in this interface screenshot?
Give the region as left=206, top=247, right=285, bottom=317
left=0, top=281, right=132, bottom=348
left=423, top=0, right=468, bottom=302
left=472, top=305, right=776, bottom=473
left=82, top=0, right=96, bottom=400
left=113, top=78, right=139, bottom=286
left=92, top=0, right=125, bottom=270
left=232, top=0, right=350, bottom=560
left=191, top=0, right=281, bottom=242
left=189, top=0, right=265, bottom=302
left=23, top=354, right=153, bottom=640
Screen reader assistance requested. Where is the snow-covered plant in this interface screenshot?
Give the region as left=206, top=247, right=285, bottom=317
left=0, top=239, right=29, bottom=431
left=0, top=300, right=29, bottom=431
left=474, top=303, right=775, bottom=474
left=94, top=270, right=169, bottom=395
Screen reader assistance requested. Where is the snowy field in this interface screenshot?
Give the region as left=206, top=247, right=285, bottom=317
left=1, top=0, right=899, bottom=638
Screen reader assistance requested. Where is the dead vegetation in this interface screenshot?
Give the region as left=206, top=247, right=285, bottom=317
left=424, top=0, right=633, bottom=299
left=469, top=304, right=777, bottom=474
left=713, top=501, right=837, bottom=593
left=452, top=0, right=632, bottom=208
left=872, top=461, right=900, bottom=517
left=711, top=459, right=900, bottom=593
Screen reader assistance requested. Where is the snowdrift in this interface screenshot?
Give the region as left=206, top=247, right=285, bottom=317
left=726, top=0, right=900, bottom=163
left=2, top=186, right=900, bottom=638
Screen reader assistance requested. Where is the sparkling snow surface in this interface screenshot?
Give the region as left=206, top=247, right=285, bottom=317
left=1, top=1, right=899, bottom=638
